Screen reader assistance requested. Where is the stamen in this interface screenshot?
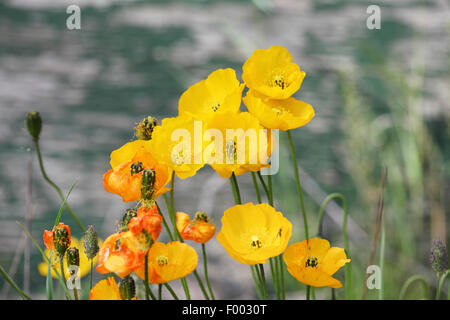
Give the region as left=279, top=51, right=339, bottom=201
left=211, top=102, right=220, bottom=112
left=250, top=236, right=262, bottom=249
left=305, top=257, right=318, bottom=268
left=131, top=161, right=144, bottom=175
left=157, top=256, right=168, bottom=266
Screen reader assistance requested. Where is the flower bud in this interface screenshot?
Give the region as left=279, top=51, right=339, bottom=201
left=83, top=225, right=99, bottom=260
left=66, top=247, right=80, bottom=268
left=430, top=239, right=448, bottom=274
left=134, top=116, right=159, bottom=140
left=54, top=224, right=71, bottom=258
left=118, top=276, right=136, bottom=300
left=141, top=169, right=156, bottom=201
left=118, top=209, right=137, bottom=232
left=26, top=111, right=42, bottom=141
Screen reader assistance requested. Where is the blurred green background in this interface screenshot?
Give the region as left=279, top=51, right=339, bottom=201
left=0, top=0, right=449, bottom=300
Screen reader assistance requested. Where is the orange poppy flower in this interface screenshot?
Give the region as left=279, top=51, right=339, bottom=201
left=43, top=222, right=71, bottom=252
left=128, top=205, right=163, bottom=244
left=103, top=140, right=172, bottom=202
left=135, top=241, right=198, bottom=284
left=176, top=211, right=216, bottom=244
left=96, top=232, right=144, bottom=278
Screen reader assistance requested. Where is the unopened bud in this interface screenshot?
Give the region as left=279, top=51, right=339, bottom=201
left=83, top=225, right=99, bottom=260
left=194, top=211, right=209, bottom=222
left=119, top=276, right=136, bottom=300
left=130, top=161, right=144, bottom=175
left=430, top=239, right=448, bottom=274
left=134, top=116, right=159, bottom=140
left=66, top=247, right=80, bottom=269
left=118, top=209, right=137, bottom=232
left=141, top=169, right=156, bottom=201
left=26, top=111, right=42, bottom=141
left=54, top=225, right=70, bottom=258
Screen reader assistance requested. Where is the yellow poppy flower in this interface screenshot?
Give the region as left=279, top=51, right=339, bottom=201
left=178, top=68, right=245, bottom=121
left=283, top=238, right=351, bottom=288
left=242, top=46, right=306, bottom=100
left=243, top=90, right=315, bottom=131
left=204, top=111, right=273, bottom=179
left=38, top=237, right=101, bottom=279
left=149, top=115, right=205, bottom=179
left=217, top=203, right=292, bottom=265
left=89, top=277, right=138, bottom=300
left=134, top=241, right=198, bottom=284
left=103, top=140, right=172, bottom=202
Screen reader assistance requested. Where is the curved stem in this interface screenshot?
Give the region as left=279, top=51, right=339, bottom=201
left=156, top=202, right=174, bottom=241
left=0, top=265, right=32, bottom=300
left=34, top=140, right=85, bottom=232
left=256, top=171, right=271, bottom=203
left=286, top=130, right=309, bottom=240
left=399, top=275, right=429, bottom=299
left=202, top=244, right=215, bottom=300
left=436, top=270, right=450, bottom=300
left=143, top=250, right=156, bottom=300
left=316, top=192, right=351, bottom=299
left=164, top=283, right=179, bottom=300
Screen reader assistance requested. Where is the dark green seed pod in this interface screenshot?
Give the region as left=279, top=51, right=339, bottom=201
left=134, top=116, right=159, bottom=140
left=26, top=111, right=42, bottom=140
left=430, top=239, right=448, bottom=274
left=66, top=247, right=80, bottom=269
left=54, top=226, right=70, bottom=258
left=141, top=169, right=156, bottom=201
left=119, top=276, right=136, bottom=300
left=83, top=225, right=99, bottom=260
left=118, top=209, right=138, bottom=232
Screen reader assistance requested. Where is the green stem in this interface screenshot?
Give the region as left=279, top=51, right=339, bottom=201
left=436, top=270, right=450, bottom=300
left=250, top=266, right=264, bottom=299
left=258, top=264, right=269, bottom=300
left=34, top=140, right=85, bottom=232
left=269, top=257, right=280, bottom=300
left=164, top=283, right=179, bottom=300
left=399, top=275, right=429, bottom=299
left=73, top=288, right=79, bottom=300
left=156, top=202, right=174, bottom=241
left=229, top=173, right=242, bottom=204
left=278, top=255, right=285, bottom=300
left=158, top=284, right=162, bottom=300
left=180, top=278, right=191, bottom=300
left=306, top=285, right=310, bottom=300
left=316, top=192, right=351, bottom=299
left=251, top=172, right=262, bottom=204
left=267, top=174, right=273, bottom=206
left=0, top=265, right=32, bottom=300
left=202, top=244, right=215, bottom=300
left=46, top=252, right=53, bottom=300
left=379, top=215, right=386, bottom=300
left=286, top=130, right=309, bottom=240
left=144, top=250, right=156, bottom=300
left=193, top=270, right=210, bottom=300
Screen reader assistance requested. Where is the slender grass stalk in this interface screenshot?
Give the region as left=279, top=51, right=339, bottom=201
left=399, top=275, right=429, bottom=299
left=316, top=193, right=351, bottom=299
left=164, top=283, right=179, bottom=300
left=33, top=140, right=85, bottom=232
left=59, top=258, right=68, bottom=300
left=256, top=171, right=270, bottom=203
left=436, top=270, right=450, bottom=300
left=16, top=221, right=72, bottom=299
left=278, top=255, right=285, bottom=300
left=89, top=259, right=93, bottom=291
left=46, top=251, right=53, bottom=300
left=0, top=265, right=31, bottom=300
left=202, top=244, right=215, bottom=300
left=378, top=215, right=386, bottom=300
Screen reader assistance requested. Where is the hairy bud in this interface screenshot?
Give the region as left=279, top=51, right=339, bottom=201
left=83, top=225, right=99, bottom=260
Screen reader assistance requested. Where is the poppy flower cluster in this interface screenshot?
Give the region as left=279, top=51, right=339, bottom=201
left=36, top=46, right=350, bottom=300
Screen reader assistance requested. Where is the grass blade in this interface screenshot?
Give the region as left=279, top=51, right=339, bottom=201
left=0, top=265, right=31, bottom=300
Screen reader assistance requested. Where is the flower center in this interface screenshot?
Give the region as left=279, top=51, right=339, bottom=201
left=157, top=256, right=168, bottom=266
left=250, top=236, right=262, bottom=249
left=211, top=102, right=220, bottom=112
left=130, top=161, right=144, bottom=175
left=305, top=256, right=318, bottom=268
left=272, top=75, right=287, bottom=90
